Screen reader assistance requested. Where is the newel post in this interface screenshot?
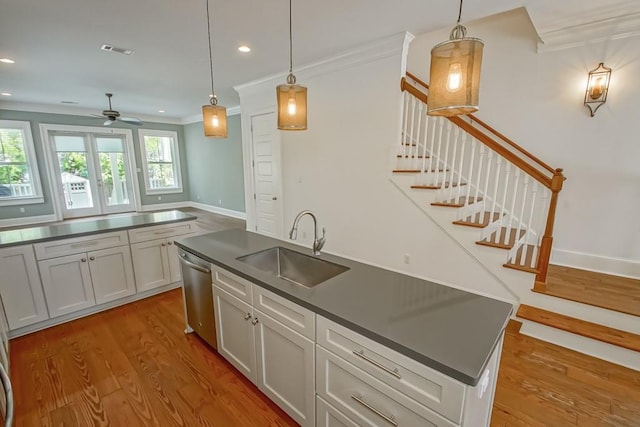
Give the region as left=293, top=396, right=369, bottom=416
left=534, top=168, right=565, bottom=291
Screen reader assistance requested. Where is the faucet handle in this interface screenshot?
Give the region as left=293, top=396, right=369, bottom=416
left=315, top=227, right=327, bottom=252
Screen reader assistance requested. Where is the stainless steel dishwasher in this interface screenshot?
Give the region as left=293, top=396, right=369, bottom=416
left=178, top=249, right=217, bottom=349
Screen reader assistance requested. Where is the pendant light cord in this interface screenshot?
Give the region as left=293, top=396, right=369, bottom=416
left=457, top=0, right=463, bottom=24
left=288, top=0, right=293, bottom=74
left=206, top=0, right=216, bottom=105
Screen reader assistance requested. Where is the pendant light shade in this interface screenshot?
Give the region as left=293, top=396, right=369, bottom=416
left=201, top=0, right=227, bottom=137
left=202, top=102, right=228, bottom=137
left=427, top=0, right=483, bottom=117
left=277, top=0, right=307, bottom=131
left=277, top=74, right=307, bottom=130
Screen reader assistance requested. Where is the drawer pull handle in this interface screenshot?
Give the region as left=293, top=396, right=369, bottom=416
left=244, top=313, right=252, bottom=320
left=154, top=229, right=176, bottom=235
left=353, top=350, right=401, bottom=379
left=350, top=393, right=398, bottom=426
left=251, top=317, right=259, bottom=325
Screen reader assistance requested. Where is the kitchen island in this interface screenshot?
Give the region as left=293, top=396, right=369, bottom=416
left=177, top=229, right=513, bottom=427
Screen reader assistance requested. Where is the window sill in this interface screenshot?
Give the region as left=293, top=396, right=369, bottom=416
left=144, top=188, right=184, bottom=196
left=0, top=196, right=45, bottom=207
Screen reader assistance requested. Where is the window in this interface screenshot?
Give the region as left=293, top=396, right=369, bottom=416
left=0, top=120, right=44, bottom=205
left=138, top=129, right=183, bottom=194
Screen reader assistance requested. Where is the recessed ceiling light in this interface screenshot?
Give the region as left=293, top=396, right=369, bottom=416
left=238, top=45, right=251, bottom=53
left=1, top=92, right=12, bottom=96
left=100, top=44, right=134, bottom=55
left=158, top=110, right=165, bottom=113
left=0, top=58, right=15, bottom=64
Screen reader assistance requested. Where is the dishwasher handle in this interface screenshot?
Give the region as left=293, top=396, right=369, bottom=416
left=179, top=254, right=211, bottom=274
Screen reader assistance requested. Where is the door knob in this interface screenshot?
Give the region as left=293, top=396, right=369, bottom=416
left=251, top=318, right=259, bottom=325
left=89, top=256, right=95, bottom=261
left=272, top=196, right=277, bottom=200
left=81, top=258, right=87, bottom=262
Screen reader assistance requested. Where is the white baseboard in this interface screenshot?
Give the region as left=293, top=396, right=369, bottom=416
left=0, top=214, right=57, bottom=229
left=551, top=248, right=640, bottom=279
left=190, top=202, right=247, bottom=220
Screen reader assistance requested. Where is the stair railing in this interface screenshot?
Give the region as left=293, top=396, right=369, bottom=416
left=399, top=72, right=564, bottom=287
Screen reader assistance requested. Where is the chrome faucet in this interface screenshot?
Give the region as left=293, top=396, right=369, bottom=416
left=289, top=210, right=326, bottom=255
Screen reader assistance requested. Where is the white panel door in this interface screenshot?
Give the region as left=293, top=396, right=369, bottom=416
left=0, top=245, right=49, bottom=329
left=89, top=245, right=136, bottom=304
left=130, top=239, right=171, bottom=292
left=254, top=309, right=315, bottom=427
left=250, top=113, right=283, bottom=237
left=214, top=286, right=257, bottom=383
left=39, top=254, right=96, bottom=317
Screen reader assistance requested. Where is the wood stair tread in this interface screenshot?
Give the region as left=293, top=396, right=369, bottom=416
left=516, top=304, right=640, bottom=353
left=476, top=227, right=526, bottom=249
left=411, top=182, right=467, bottom=190
left=503, top=244, right=538, bottom=273
left=453, top=211, right=501, bottom=228
left=431, top=196, right=481, bottom=208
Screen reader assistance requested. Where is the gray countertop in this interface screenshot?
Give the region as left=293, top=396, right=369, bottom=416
left=0, top=210, right=196, bottom=248
left=176, top=229, right=513, bottom=386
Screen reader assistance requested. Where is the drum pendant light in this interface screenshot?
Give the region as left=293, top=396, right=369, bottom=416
left=202, top=0, right=227, bottom=137
left=427, top=0, right=483, bottom=117
left=276, top=0, right=307, bottom=130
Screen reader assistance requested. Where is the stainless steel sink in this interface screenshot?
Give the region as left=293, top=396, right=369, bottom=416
left=236, top=246, right=349, bottom=288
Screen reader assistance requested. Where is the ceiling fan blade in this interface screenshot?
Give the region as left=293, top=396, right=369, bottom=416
left=104, top=120, right=113, bottom=126
left=119, top=117, right=144, bottom=126
left=90, top=114, right=106, bottom=118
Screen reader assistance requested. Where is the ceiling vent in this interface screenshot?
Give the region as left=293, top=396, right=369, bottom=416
left=100, top=44, right=134, bottom=55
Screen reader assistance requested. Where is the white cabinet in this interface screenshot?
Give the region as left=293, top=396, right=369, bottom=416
left=316, top=396, right=359, bottom=427
left=39, top=253, right=96, bottom=317
left=213, top=266, right=315, bottom=427
left=35, top=233, right=136, bottom=318
left=0, top=245, right=49, bottom=329
left=128, top=222, right=195, bottom=291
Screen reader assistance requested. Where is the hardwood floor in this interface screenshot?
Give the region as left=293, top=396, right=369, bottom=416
left=11, top=289, right=297, bottom=426
left=541, top=264, right=640, bottom=317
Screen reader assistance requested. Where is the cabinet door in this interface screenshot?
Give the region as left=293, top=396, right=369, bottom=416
left=130, top=238, right=170, bottom=292
left=39, top=254, right=96, bottom=317
left=254, top=309, right=315, bottom=427
left=89, top=245, right=136, bottom=304
left=214, top=286, right=256, bottom=383
left=0, top=245, right=49, bottom=329
left=317, top=396, right=359, bottom=427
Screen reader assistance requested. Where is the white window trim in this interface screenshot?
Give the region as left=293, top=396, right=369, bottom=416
left=0, top=120, right=44, bottom=206
left=138, top=129, right=183, bottom=195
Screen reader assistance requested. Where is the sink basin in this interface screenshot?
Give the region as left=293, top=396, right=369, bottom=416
left=236, top=246, right=349, bottom=288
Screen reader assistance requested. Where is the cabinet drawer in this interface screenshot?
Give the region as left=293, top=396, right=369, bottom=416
left=316, top=396, right=359, bottom=427
left=253, top=285, right=315, bottom=340
left=317, top=316, right=464, bottom=423
left=212, top=266, right=253, bottom=304
left=128, top=221, right=195, bottom=243
left=316, top=346, right=456, bottom=427
left=34, top=231, right=129, bottom=260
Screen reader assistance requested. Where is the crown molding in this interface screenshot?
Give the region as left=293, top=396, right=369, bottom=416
left=536, top=8, right=640, bottom=53
left=234, top=31, right=414, bottom=95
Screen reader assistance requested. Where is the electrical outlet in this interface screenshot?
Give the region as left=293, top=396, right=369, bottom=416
left=218, top=199, right=222, bottom=206
left=404, top=254, right=411, bottom=264
left=19, top=207, right=25, bottom=213
left=158, top=196, right=162, bottom=201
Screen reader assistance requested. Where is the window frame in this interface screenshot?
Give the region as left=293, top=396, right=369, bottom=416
left=138, top=129, right=183, bottom=195
left=0, top=120, right=44, bottom=206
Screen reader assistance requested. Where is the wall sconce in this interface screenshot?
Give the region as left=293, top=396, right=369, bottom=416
left=584, top=63, right=611, bottom=117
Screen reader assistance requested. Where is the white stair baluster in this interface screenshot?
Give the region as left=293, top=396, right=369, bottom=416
left=401, top=92, right=409, bottom=158
left=412, top=102, right=423, bottom=170
left=420, top=115, right=431, bottom=176
left=456, top=132, right=468, bottom=203
left=447, top=127, right=460, bottom=202
left=498, top=162, right=512, bottom=244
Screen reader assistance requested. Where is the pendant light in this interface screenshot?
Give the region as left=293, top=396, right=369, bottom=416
left=276, top=0, right=307, bottom=130
left=427, top=0, right=483, bottom=117
left=202, top=0, right=227, bottom=137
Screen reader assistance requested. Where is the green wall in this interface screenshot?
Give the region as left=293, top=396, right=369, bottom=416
left=184, top=115, right=245, bottom=213
left=0, top=109, right=189, bottom=220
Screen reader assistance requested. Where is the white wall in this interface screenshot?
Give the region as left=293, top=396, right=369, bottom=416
left=408, top=8, right=640, bottom=278
left=237, top=34, right=515, bottom=301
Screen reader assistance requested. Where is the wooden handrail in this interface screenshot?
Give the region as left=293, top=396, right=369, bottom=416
left=401, top=78, right=553, bottom=189
left=534, top=169, right=565, bottom=285
left=404, top=73, right=557, bottom=176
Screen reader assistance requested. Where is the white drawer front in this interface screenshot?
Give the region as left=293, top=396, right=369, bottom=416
left=316, top=396, right=359, bottom=427
left=212, top=266, right=253, bottom=304
left=317, top=316, right=465, bottom=423
left=253, top=285, right=315, bottom=340
left=316, top=347, right=457, bottom=427
left=128, top=221, right=195, bottom=243
left=34, top=231, right=129, bottom=260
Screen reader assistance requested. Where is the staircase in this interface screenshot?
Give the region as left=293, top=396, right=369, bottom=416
left=393, top=72, right=640, bottom=370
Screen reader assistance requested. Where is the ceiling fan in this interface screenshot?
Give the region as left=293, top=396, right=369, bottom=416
left=91, top=93, right=144, bottom=126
